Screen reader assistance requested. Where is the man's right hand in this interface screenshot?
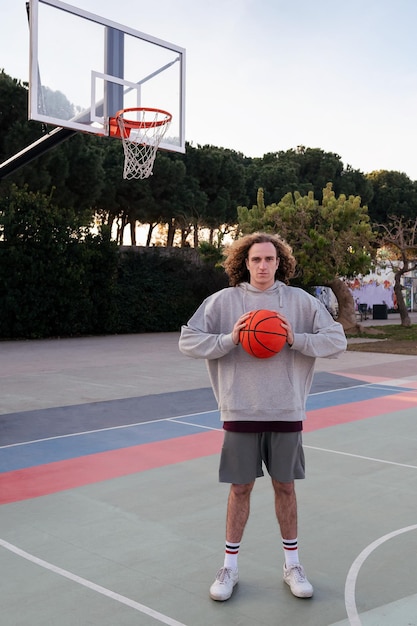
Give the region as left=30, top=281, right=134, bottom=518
left=232, top=312, right=252, bottom=345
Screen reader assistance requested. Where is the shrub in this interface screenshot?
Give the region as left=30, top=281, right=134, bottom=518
left=0, top=187, right=227, bottom=338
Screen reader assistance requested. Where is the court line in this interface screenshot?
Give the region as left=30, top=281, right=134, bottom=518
left=3, top=384, right=417, bottom=625
left=0, top=538, right=188, bottom=626
left=376, top=377, right=417, bottom=388
left=2, top=381, right=416, bottom=455
left=0, top=410, right=218, bottom=450
left=1, top=382, right=409, bottom=450
left=309, top=382, right=416, bottom=396
left=344, top=524, right=417, bottom=625
left=305, top=445, right=417, bottom=470
left=167, top=418, right=221, bottom=431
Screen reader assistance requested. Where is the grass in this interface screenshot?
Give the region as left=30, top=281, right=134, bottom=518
left=346, top=324, right=417, bottom=355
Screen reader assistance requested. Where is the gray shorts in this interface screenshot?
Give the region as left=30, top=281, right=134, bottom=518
left=219, top=431, right=305, bottom=484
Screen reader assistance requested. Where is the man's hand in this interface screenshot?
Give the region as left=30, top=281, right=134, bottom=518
left=276, top=311, right=293, bottom=347
left=232, top=312, right=252, bottom=345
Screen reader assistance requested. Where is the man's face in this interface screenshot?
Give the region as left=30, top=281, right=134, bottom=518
left=245, top=242, right=279, bottom=291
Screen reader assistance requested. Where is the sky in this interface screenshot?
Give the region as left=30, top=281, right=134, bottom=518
left=2, top=0, right=417, bottom=180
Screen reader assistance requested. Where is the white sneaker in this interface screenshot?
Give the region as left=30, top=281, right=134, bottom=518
left=283, top=563, right=313, bottom=598
left=209, top=567, right=239, bottom=601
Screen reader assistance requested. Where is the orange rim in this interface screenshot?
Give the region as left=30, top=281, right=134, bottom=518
left=109, top=107, right=172, bottom=137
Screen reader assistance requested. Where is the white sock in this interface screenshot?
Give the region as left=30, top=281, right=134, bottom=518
left=223, top=541, right=240, bottom=570
left=282, top=537, right=299, bottom=567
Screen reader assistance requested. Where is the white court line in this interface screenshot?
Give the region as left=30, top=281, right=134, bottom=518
left=0, top=410, right=218, bottom=450
left=0, top=538, right=188, bottom=626
left=0, top=384, right=361, bottom=450
left=306, top=439, right=417, bottom=624
left=365, top=383, right=417, bottom=392
left=307, top=443, right=417, bottom=623
left=378, top=378, right=417, bottom=387
left=307, top=383, right=379, bottom=397
left=0, top=383, right=389, bottom=449
left=2, top=380, right=416, bottom=451
left=167, top=418, right=222, bottom=431
left=2, top=385, right=417, bottom=625
left=310, top=382, right=417, bottom=396
left=304, top=445, right=417, bottom=470
left=345, top=525, right=417, bottom=626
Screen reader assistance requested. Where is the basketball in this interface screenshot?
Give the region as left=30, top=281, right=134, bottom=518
left=239, top=309, right=287, bottom=359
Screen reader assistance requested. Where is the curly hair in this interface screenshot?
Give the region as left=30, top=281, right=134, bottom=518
left=223, top=232, right=296, bottom=286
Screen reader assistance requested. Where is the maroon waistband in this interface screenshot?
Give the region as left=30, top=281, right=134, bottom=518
left=223, top=420, right=303, bottom=433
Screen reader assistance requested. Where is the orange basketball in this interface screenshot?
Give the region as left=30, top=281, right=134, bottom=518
left=239, top=309, right=287, bottom=359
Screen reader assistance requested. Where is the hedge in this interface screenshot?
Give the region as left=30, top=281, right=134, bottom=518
left=0, top=242, right=228, bottom=339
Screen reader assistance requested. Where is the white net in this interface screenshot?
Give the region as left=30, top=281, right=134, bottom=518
left=116, top=109, right=172, bottom=180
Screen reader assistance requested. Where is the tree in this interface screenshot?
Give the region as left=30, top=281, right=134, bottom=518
left=296, top=146, right=344, bottom=198
left=149, top=152, right=187, bottom=246
left=185, top=145, right=248, bottom=242
left=244, top=151, right=301, bottom=207
left=0, top=71, right=106, bottom=224
left=376, top=216, right=417, bottom=326
left=0, top=70, right=52, bottom=192
left=367, top=170, right=417, bottom=223
left=0, top=185, right=118, bottom=338
left=336, top=164, right=374, bottom=206
left=238, top=184, right=375, bottom=330
left=50, top=133, right=105, bottom=216
left=0, top=71, right=31, bottom=159
left=178, top=173, right=208, bottom=247
left=244, top=147, right=373, bottom=211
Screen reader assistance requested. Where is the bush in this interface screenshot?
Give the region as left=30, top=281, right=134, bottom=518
left=0, top=187, right=118, bottom=338
left=0, top=187, right=228, bottom=338
left=114, top=248, right=228, bottom=333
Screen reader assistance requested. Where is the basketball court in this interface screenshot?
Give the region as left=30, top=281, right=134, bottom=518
left=1, top=331, right=417, bottom=626
left=1, top=3, right=417, bottom=624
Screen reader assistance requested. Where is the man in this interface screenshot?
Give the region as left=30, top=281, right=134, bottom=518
left=179, top=232, right=347, bottom=601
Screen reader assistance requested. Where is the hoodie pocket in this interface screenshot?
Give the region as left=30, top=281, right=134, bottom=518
left=220, top=350, right=299, bottom=413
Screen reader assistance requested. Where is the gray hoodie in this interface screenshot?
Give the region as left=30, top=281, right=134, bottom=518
left=179, top=281, right=347, bottom=423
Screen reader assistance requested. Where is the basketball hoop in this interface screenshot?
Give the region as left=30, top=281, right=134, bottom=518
left=109, top=108, right=172, bottom=180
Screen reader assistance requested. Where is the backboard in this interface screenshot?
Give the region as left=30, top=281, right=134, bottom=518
left=28, top=0, right=186, bottom=153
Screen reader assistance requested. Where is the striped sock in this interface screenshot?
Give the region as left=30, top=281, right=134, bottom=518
left=223, top=541, right=240, bottom=570
left=282, top=537, right=299, bottom=567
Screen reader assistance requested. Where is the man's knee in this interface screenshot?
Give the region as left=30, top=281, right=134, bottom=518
left=230, top=482, right=254, bottom=498
left=272, top=479, right=295, bottom=497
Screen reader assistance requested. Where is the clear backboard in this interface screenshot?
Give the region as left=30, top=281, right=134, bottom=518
left=28, top=0, right=186, bottom=153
